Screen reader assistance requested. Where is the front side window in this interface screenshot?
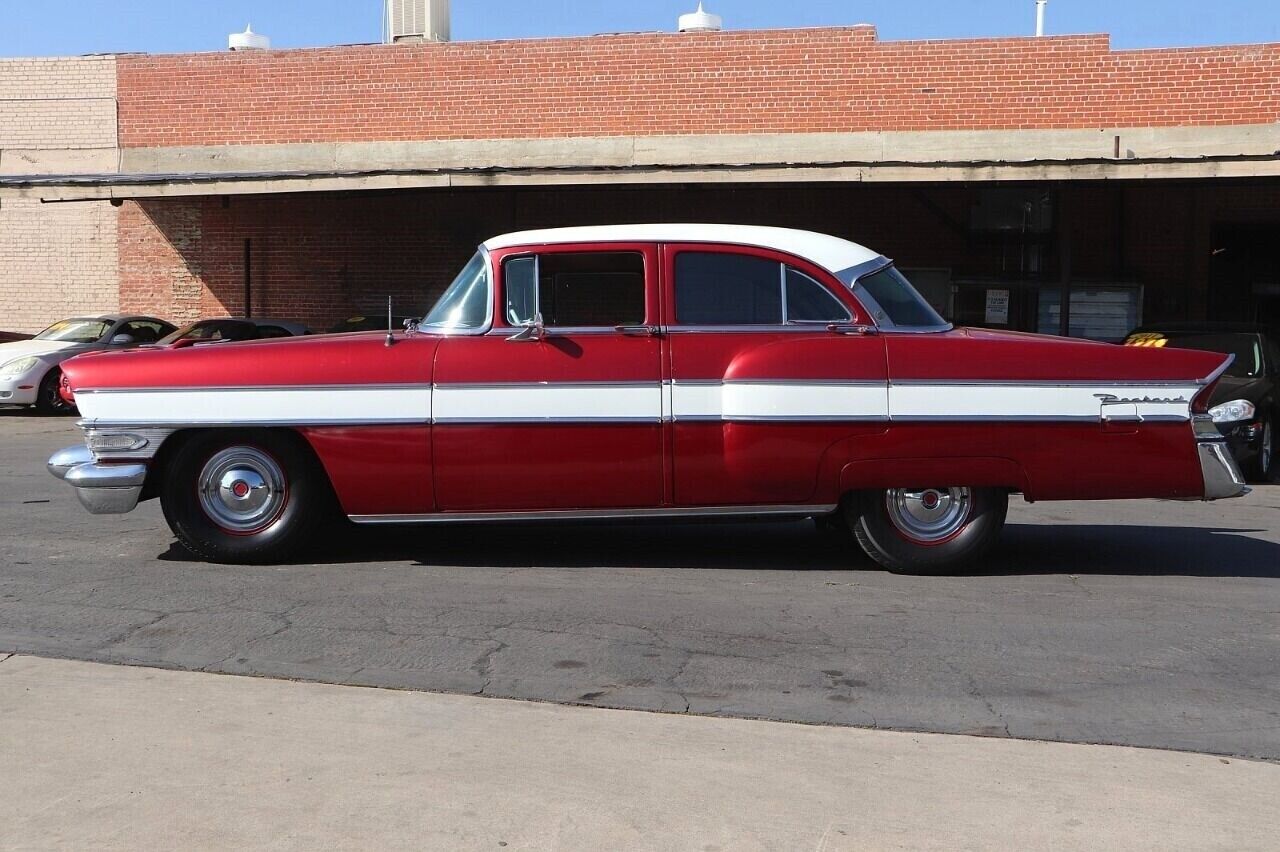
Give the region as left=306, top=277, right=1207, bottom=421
left=845, top=265, right=948, bottom=329
left=421, top=251, right=492, bottom=332
left=674, top=252, right=850, bottom=326
left=35, top=319, right=111, bottom=344
left=505, top=251, right=645, bottom=328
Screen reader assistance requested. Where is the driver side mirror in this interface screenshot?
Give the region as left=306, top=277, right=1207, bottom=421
left=506, top=312, right=546, bottom=343
left=109, top=334, right=136, bottom=346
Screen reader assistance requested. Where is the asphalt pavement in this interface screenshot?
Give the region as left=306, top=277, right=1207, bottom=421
left=2, top=410, right=1278, bottom=759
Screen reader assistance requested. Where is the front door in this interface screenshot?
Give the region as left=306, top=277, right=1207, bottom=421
left=433, top=243, right=664, bottom=511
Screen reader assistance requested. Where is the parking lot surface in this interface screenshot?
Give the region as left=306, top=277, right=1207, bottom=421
left=3, top=411, right=1278, bottom=760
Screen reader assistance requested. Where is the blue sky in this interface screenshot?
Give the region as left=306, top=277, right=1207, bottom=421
left=2, top=1, right=1276, bottom=57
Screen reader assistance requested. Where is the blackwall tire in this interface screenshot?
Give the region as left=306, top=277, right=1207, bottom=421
left=160, top=430, right=330, bottom=565
left=847, top=487, right=1008, bottom=575
left=35, top=368, right=74, bottom=415
left=1248, top=418, right=1273, bottom=483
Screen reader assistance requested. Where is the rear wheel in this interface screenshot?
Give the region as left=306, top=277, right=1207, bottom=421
left=35, top=368, right=75, bottom=415
left=847, top=486, right=1008, bottom=575
left=160, top=430, right=331, bottom=564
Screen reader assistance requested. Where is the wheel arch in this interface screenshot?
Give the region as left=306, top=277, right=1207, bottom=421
left=140, top=426, right=335, bottom=504
left=837, top=456, right=1030, bottom=500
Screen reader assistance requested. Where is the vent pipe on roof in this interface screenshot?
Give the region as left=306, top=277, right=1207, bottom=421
left=1035, top=0, right=1047, bottom=36
left=228, top=24, right=270, bottom=51
left=678, top=2, right=723, bottom=33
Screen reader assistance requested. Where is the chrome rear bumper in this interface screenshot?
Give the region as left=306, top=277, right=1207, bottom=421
left=1194, top=416, right=1249, bottom=501
left=48, top=444, right=147, bottom=515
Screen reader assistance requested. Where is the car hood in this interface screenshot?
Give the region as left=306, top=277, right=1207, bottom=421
left=1209, top=375, right=1272, bottom=406
left=0, top=338, right=86, bottom=362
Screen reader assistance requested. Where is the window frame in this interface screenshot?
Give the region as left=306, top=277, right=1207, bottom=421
left=664, top=244, right=863, bottom=331
left=492, top=243, right=659, bottom=334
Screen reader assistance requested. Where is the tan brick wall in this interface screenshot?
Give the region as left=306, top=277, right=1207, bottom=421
left=0, top=56, right=119, bottom=333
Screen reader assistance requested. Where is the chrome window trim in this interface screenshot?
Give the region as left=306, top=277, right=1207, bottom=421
left=434, top=416, right=663, bottom=425
left=783, top=266, right=853, bottom=325
left=500, top=249, right=649, bottom=332
left=838, top=258, right=953, bottom=334
left=674, top=414, right=891, bottom=423
left=350, top=503, right=839, bottom=525
left=417, top=246, right=495, bottom=337
left=437, top=380, right=658, bottom=390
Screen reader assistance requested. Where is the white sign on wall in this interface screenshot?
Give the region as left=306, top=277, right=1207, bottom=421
left=984, top=289, right=1010, bottom=324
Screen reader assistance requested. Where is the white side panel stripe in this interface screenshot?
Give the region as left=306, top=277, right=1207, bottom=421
left=433, top=385, right=661, bottom=423
left=671, top=382, right=889, bottom=421
left=77, top=387, right=431, bottom=425
left=888, top=383, right=1198, bottom=421
left=76, top=381, right=1201, bottom=426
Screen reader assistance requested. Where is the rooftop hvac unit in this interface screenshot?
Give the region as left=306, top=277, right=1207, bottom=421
left=385, top=0, right=450, bottom=43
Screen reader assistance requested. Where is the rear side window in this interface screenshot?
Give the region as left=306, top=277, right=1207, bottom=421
left=505, top=252, right=645, bottom=328
left=674, top=252, right=848, bottom=325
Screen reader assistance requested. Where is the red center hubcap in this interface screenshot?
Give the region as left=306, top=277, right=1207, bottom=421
left=232, top=481, right=250, bottom=498
left=922, top=491, right=940, bottom=510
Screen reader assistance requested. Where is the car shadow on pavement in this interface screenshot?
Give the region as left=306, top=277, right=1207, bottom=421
left=159, top=518, right=1280, bottom=578
left=980, top=523, right=1280, bottom=578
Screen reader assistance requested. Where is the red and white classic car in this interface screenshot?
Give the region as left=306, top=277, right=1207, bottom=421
left=48, top=225, right=1247, bottom=572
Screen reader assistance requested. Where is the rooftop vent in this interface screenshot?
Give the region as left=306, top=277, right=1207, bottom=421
left=228, top=24, right=270, bottom=51
left=385, top=0, right=450, bottom=43
left=678, top=2, right=723, bottom=33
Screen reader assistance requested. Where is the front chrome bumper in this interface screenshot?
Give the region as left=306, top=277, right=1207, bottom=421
left=1194, top=416, right=1249, bottom=501
left=48, top=444, right=147, bottom=515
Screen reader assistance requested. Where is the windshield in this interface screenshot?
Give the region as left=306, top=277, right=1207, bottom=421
left=1147, top=333, right=1264, bottom=378
left=421, top=251, right=491, bottom=332
left=160, top=320, right=257, bottom=345
left=35, top=319, right=110, bottom=344
left=839, top=265, right=948, bottom=330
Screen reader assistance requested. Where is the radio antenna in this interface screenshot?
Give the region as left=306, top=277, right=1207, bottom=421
left=385, top=296, right=395, bottom=347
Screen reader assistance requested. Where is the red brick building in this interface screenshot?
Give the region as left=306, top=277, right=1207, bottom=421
left=4, top=25, right=1279, bottom=337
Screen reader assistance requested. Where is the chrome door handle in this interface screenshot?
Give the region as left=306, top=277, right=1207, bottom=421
left=615, top=325, right=662, bottom=337
left=827, top=323, right=879, bottom=336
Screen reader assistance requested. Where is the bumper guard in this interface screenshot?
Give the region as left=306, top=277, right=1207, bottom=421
left=1193, top=416, right=1249, bottom=501
left=48, top=444, right=148, bottom=515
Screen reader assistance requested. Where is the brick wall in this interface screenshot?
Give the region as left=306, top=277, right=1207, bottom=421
left=0, top=56, right=119, bottom=333
left=117, top=180, right=1280, bottom=333
left=116, top=30, right=1280, bottom=147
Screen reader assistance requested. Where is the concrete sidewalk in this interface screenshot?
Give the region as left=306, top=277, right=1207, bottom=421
left=1, top=655, right=1276, bottom=851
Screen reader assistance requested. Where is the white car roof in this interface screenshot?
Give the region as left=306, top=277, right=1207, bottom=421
left=482, top=225, right=882, bottom=275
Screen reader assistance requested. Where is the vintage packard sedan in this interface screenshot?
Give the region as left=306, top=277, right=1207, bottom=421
left=49, top=225, right=1247, bottom=572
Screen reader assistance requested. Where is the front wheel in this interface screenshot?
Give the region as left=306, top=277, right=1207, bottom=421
left=35, top=368, right=75, bottom=415
left=160, top=430, right=332, bottom=564
left=846, top=487, right=1008, bottom=575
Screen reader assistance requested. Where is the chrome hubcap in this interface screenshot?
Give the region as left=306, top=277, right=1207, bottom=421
left=197, top=447, right=286, bottom=533
left=885, top=487, right=972, bottom=543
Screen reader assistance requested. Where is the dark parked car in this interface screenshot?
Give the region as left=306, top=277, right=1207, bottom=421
left=1126, top=323, right=1278, bottom=482
left=328, top=314, right=417, bottom=334
left=159, top=317, right=311, bottom=346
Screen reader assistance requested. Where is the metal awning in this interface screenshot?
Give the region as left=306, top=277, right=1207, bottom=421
left=4, top=154, right=1280, bottom=202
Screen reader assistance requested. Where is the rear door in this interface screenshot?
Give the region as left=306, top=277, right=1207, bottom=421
left=433, top=243, right=665, bottom=511
left=662, top=243, right=889, bottom=506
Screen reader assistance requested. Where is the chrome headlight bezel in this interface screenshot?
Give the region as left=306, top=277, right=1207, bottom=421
left=1208, top=399, right=1256, bottom=424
